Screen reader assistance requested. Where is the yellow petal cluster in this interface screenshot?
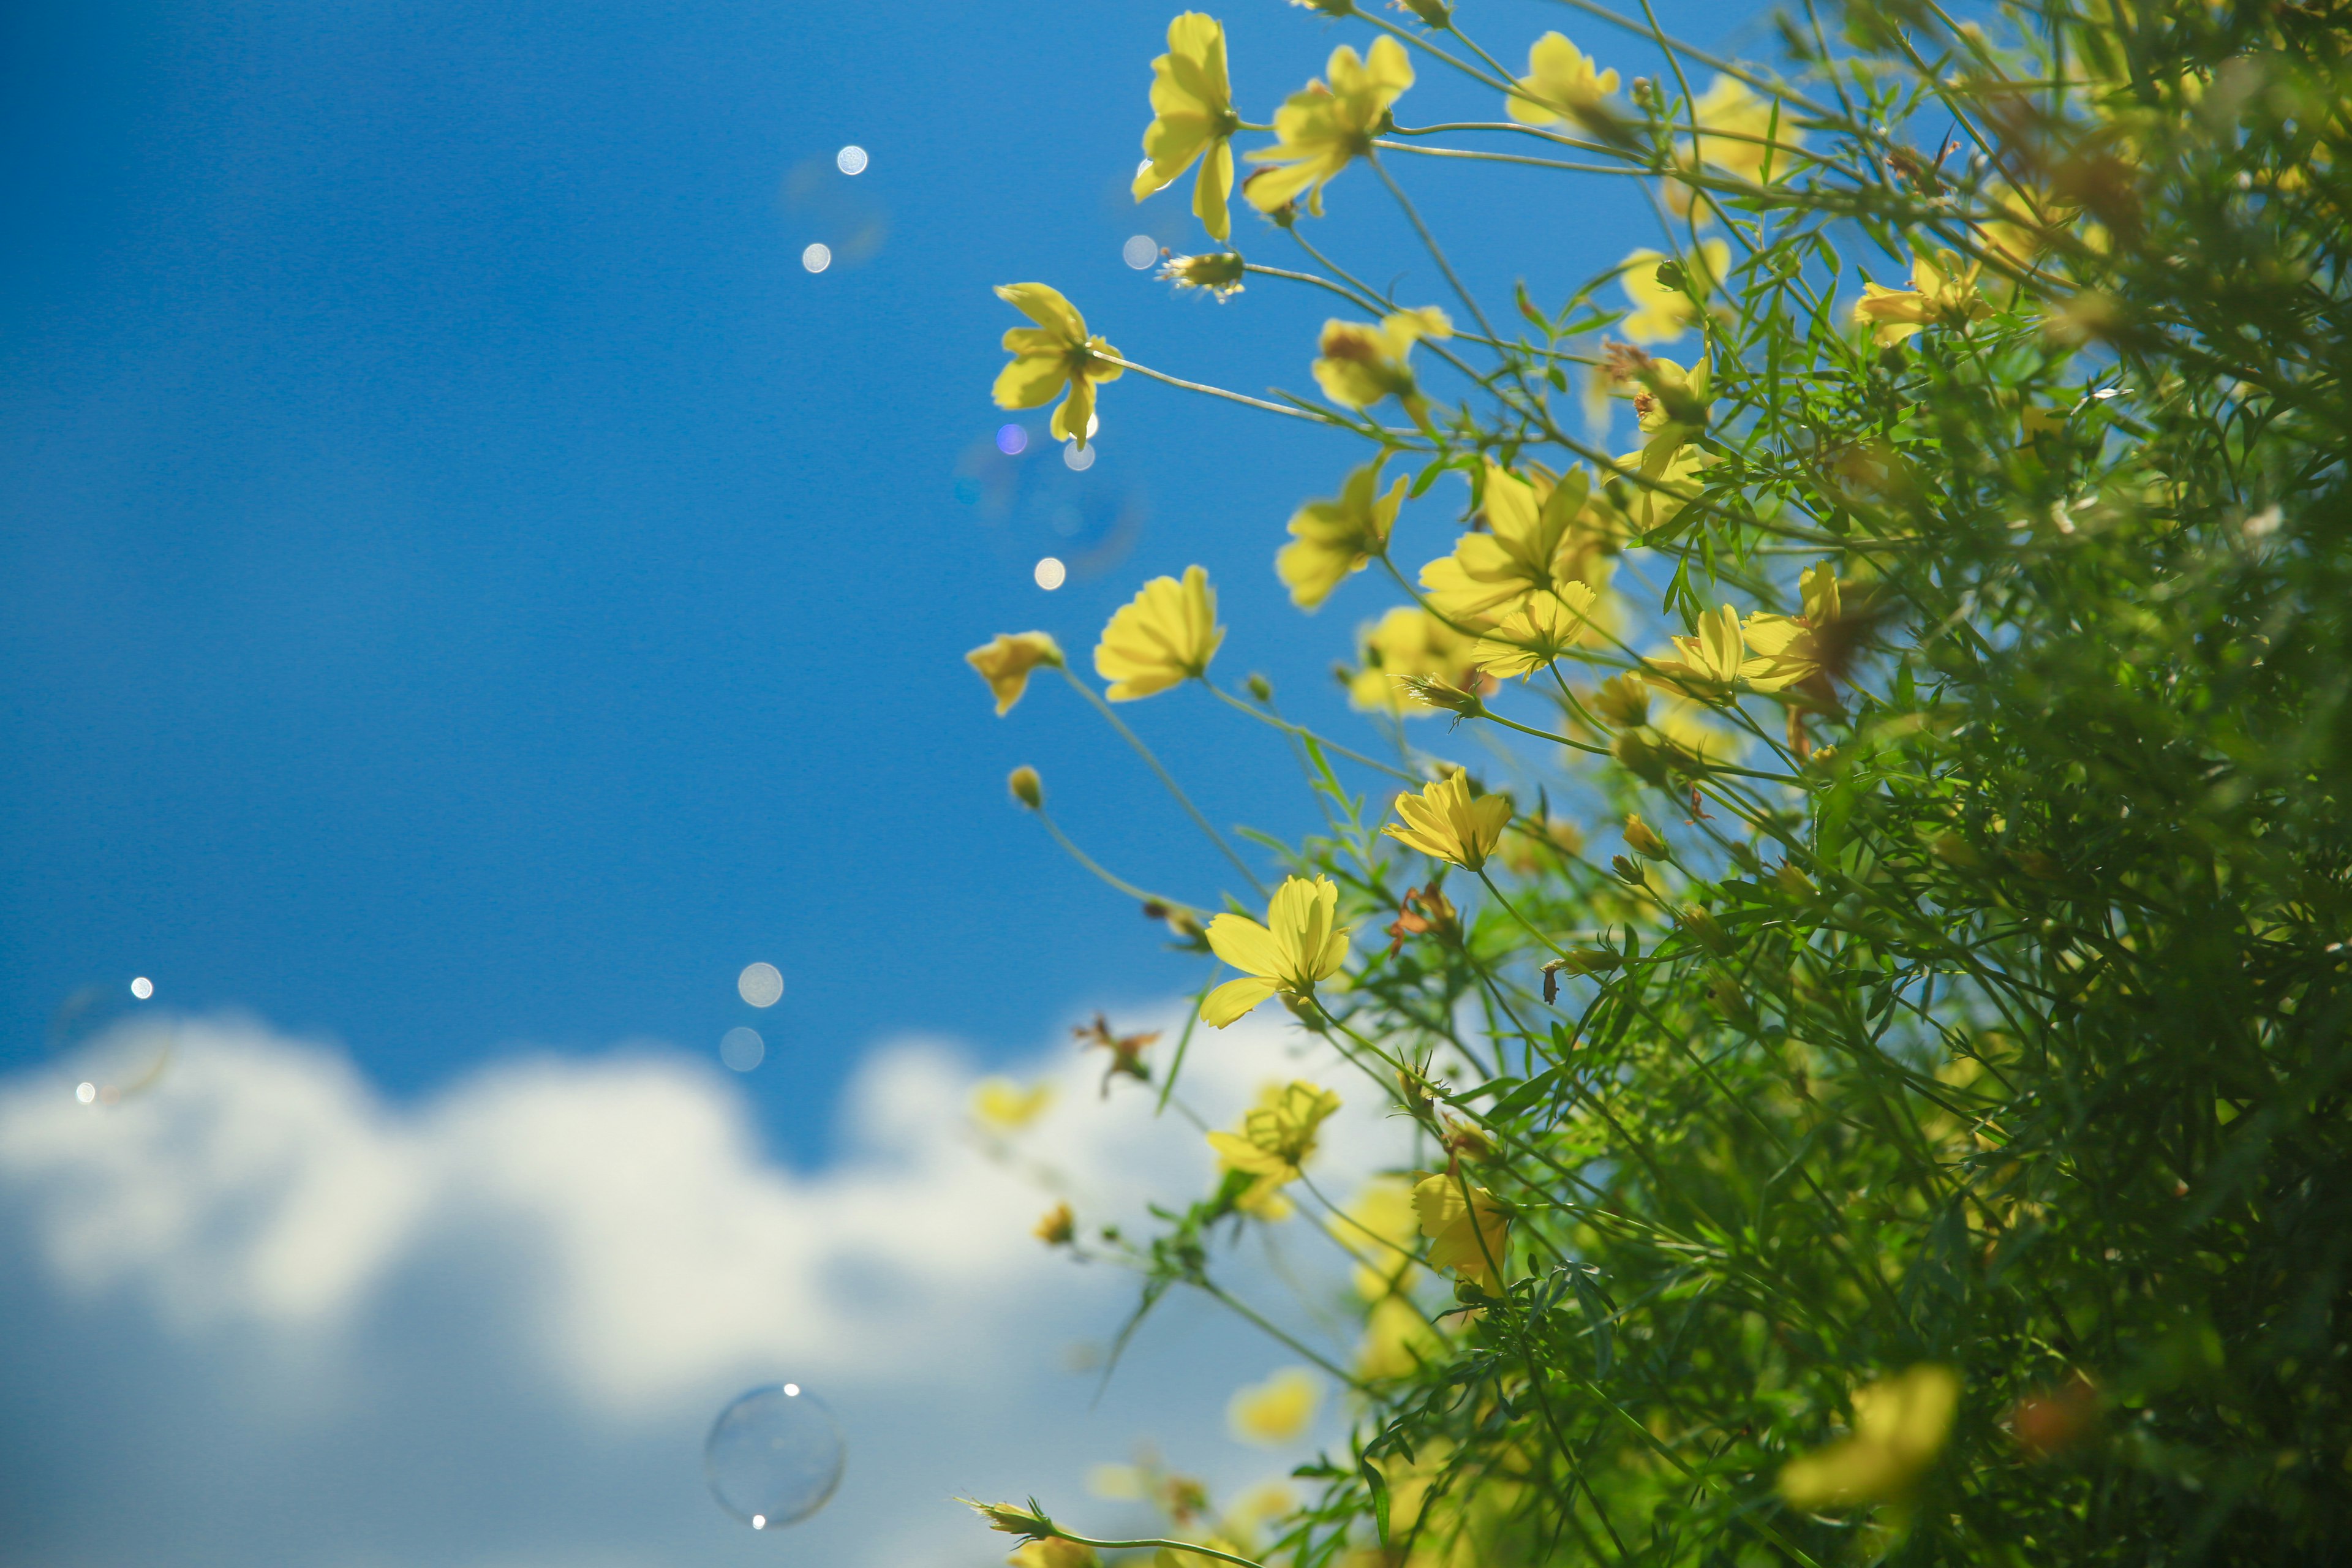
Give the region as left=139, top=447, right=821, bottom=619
left=1779, top=1365, right=1962, bottom=1510
left=971, top=1077, right=1054, bottom=1133
left=1095, top=565, right=1224, bottom=700
left=1420, top=462, right=1619, bottom=631
left=1741, top=561, right=1842, bottom=692
left=1133, top=13, right=1241, bottom=242
left=1618, top=241, right=1730, bottom=345
left=1384, top=771, right=1512, bottom=873
left=1311, top=307, right=1451, bottom=421
left=1279, top=463, right=1406, bottom=609
left=1413, top=1172, right=1512, bottom=1290
left=1854, top=249, right=1993, bottom=345
left=966, top=631, right=1065, bottom=715
left=1641, top=604, right=1768, bottom=704
left=1470, top=582, right=1600, bottom=680
left=1245, top=37, right=1414, bottom=216
left=1227, top=1366, right=1321, bottom=1446
left=1344, top=607, right=1480, bottom=717
left=1200, top=876, right=1351, bottom=1027
left=993, top=284, right=1123, bottom=450
left=1506, top=33, right=1619, bottom=129
left=1670, top=76, right=1803, bottom=217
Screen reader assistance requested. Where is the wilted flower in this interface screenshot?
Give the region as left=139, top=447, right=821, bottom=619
left=1854, top=249, right=1992, bottom=345
left=1506, top=32, right=1619, bottom=130
left=1618, top=242, right=1730, bottom=344
left=1245, top=37, right=1415, bottom=216
left=1227, top=1367, right=1321, bottom=1446
left=1095, top=565, right=1224, bottom=699
left=1209, top=1079, right=1342, bottom=1215
left=1280, top=462, right=1406, bottom=609
left=1413, top=1172, right=1512, bottom=1289
left=1200, top=876, right=1352, bottom=1026
left=1779, top=1365, right=1962, bottom=1510
left=1133, top=13, right=1242, bottom=241
left=1384, top=771, right=1513, bottom=872
left=1384, top=880, right=1458, bottom=954
left=1072, top=1012, right=1157, bottom=1093
left=967, top=631, right=1066, bottom=714
left=1311, top=307, right=1451, bottom=423
left=993, top=284, right=1122, bottom=450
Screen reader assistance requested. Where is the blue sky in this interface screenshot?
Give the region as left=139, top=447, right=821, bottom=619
left=1, top=0, right=1754, bottom=1561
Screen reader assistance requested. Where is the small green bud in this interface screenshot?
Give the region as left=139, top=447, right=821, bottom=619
left=1008, top=766, right=1044, bottom=810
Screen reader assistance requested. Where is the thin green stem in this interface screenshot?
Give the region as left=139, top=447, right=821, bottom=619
left=1058, top=665, right=1269, bottom=899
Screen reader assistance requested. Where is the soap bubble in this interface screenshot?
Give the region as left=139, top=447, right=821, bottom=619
left=720, top=1027, right=765, bottom=1072
left=705, top=1383, right=845, bottom=1530
left=48, top=977, right=175, bottom=1105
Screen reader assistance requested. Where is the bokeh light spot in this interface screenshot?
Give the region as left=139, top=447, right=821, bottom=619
left=996, top=424, right=1028, bottom=456
left=1034, top=557, right=1067, bottom=590
left=1121, top=234, right=1159, bottom=270
left=720, top=1027, right=765, bottom=1072
left=705, top=1384, right=846, bottom=1531
left=737, top=962, right=785, bottom=1008
left=1063, top=442, right=1096, bottom=472
left=129, top=976, right=154, bottom=1000
left=75, top=1082, right=96, bottom=1105
left=802, top=243, right=832, bottom=273
left=835, top=145, right=868, bottom=176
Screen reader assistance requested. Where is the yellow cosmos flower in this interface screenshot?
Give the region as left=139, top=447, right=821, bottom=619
left=1095, top=565, right=1224, bottom=700
left=1245, top=36, right=1414, bottom=217
left=1669, top=76, right=1803, bottom=217
left=1210, top=1079, right=1341, bottom=1216
left=1200, top=876, right=1351, bottom=1027
left=1470, top=582, right=1600, bottom=679
left=1618, top=241, right=1730, bottom=345
left=1344, top=606, right=1480, bottom=717
left=1279, top=462, right=1406, bottom=609
left=1505, top=32, right=1619, bottom=130
left=1384, top=771, right=1513, bottom=872
left=971, top=1077, right=1054, bottom=1132
left=1420, top=462, right=1619, bottom=631
left=966, top=631, right=1065, bottom=715
left=1779, top=1365, right=1962, bottom=1511
left=1344, top=1177, right=1423, bottom=1300
left=1311, top=307, right=1451, bottom=422
left=1853, top=248, right=1994, bottom=346
left=1133, top=13, right=1242, bottom=242
left=1741, top=561, right=1843, bottom=693
left=1413, top=1172, right=1512, bottom=1289
left=1642, top=604, right=1765, bottom=704
left=992, top=283, right=1122, bottom=450
left=1227, top=1367, right=1321, bottom=1446
left=1358, top=1294, right=1442, bottom=1379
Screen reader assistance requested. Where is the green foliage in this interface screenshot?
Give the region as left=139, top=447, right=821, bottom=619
left=987, top=1, right=2352, bottom=1562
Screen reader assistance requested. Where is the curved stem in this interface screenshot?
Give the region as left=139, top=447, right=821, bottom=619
left=1476, top=867, right=1578, bottom=963
left=1372, top=139, right=1643, bottom=176
left=1208, top=682, right=1421, bottom=782
left=1093, top=353, right=1332, bottom=423
left=1368, top=153, right=1501, bottom=345
left=1058, top=666, right=1269, bottom=899
left=1048, top=1533, right=1265, bottom=1568
left=1032, top=807, right=1195, bottom=909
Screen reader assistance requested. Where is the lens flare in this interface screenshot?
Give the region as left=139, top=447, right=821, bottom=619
left=835, top=145, right=869, bottom=175
left=1035, top=557, right=1068, bottom=590
left=802, top=243, right=832, bottom=273
left=1122, top=234, right=1160, bottom=270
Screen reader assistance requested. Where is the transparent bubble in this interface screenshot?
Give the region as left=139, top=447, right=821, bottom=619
left=1062, top=442, right=1095, bottom=472
left=996, top=423, right=1028, bottom=456
left=1121, top=234, right=1159, bottom=271
left=737, top=962, right=785, bottom=1008
left=1034, top=557, right=1067, bottom=590
left=705, top=1384, right=845, bottom=1530
left=49, top=978, right=175, bottom=1106
left=720, top=1027, right=766, bottom=1072
left=802, top=243, right=832, bottom=273
left=835, top=145, right=869, bottom=176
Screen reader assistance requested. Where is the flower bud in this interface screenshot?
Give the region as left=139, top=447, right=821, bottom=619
left=1623, top=814, right=1668, bottom=859
left=1610, top=854, right=1648, bottom=886
left=962, top=1498, right=1055, bottom=1537
left=1008, top=766, right=1044, bottom=810
left=1033, top=1202, right=1076, bottom=1246
left=1589, top=673, right=1651, bottom=728
left=1680, top=905, right=1732, bottom=954
left=1611, top=727, right=1671, bottom=783
left=1399, top=0, right=1453, bottom=23
left=1245, top=671, right=1275, bottom=702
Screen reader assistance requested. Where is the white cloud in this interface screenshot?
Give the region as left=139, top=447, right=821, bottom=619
left=0, top=1006, right=1412, bottom=1567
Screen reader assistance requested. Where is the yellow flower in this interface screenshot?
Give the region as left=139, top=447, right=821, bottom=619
left=1245, top=37, right=1414, bottom=216
left=1642, top=603, right=1767, bottom=704
left=1033, top=1202, right=1076, bottom=1245
left=967, top=631, right=1065, bottom=715
left=1854, top=248, right=1992, bottom=346
left=1161, top=251, right=1246, bottom=299
left=1413, top=1172, right=1512, bottom=1290
left=1208, top=1079, right=1342, bottom=1193
left=1618, top=241, right=1729, bottom=345
left=1133, top=13, right=1242, bottom=242
left=1200, top=876, right=1351, bottom=1027
left=1345, top=1177, right=1423, bottom=1300
left=1669, top=75, right=1802, bottom=217
left=1095, top=565, right=1224, bottom=700
left=1358, top=1294, right=1442, bottom=1379
left=1227, top=1367, right=1321, bottom=1446
left=1588, top=671, right=1650, bottom=728
left=1383, top=771, right=1513, bottom=872
left=1420, top=462, right=1618, bottom=630
left=1779, top=1365, right=1962, bottom=1511
left=971, top=1077, right=1054, bottom=1132
left=1506, top=33, right=1619, bottom=129
left=1009, top=1541, right=1099, bottom=1568
left=1741, top=561, right=1843, bottom=693
left=993, top=284, right=1123, bottom=450
left=1343, top=607, right=1480, bottom=717
left=1311, top=307, right=1451, bottom=421
left=1469, top=582, right=1600, bottom=679
left=1279, top=463, right=1406, bottom=609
